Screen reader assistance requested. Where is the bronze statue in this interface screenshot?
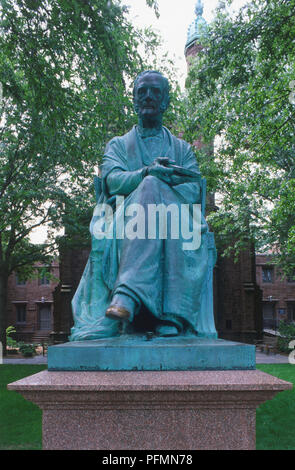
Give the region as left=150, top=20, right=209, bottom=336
left=70, top=71, right=217, bottom=340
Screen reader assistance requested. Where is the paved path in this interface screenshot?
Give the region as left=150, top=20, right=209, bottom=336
left=2, top=352, right=291, bottom=365
left=256, top=351, right=290, bottom=364
left=2, top=355, right=47, bottom=364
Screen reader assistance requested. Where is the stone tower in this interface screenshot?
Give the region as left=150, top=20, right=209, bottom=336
left=184, top=1, right=263, bottom=343
left=185, top=0, right=208, bottom=62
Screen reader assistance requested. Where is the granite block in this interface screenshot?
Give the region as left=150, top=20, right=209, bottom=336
left=8, top=369, right=292, bottom=450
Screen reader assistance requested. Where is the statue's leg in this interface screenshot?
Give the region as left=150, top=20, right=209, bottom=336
left=107, top=176, right=166, bottom=324
left=162, top=230, right=208, bottom=333
left=106, top=175, right=208, bottom=336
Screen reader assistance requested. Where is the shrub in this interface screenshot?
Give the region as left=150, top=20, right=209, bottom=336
left=6, top=326, right=18, bottom=348
left=277, top=321, right=295, bottom=353
left=18, top=343, right=36, bottom=358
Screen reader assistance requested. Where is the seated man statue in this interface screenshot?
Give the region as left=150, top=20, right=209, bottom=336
left=70, top=70, right=217, bottom=341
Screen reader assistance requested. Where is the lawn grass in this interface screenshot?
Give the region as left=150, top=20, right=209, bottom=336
left=0, top=364, right=46, bottom=450
left=0, top=363, right=294, bottom=450
left=256, top=364, right=295, bottom=450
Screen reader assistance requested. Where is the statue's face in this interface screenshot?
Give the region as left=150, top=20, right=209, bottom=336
left=134, top=73, right=167, bottom=119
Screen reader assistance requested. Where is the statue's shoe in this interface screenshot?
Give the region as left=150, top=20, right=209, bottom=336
left=105, top=293, right=137, bottom=322
left=155, top=325, right=179, bottom=337
left=105, top=305, right=131, bottom=321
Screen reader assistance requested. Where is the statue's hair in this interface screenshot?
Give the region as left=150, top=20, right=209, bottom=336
left=133, top=70, right=170, bottom=113
left=133, top=70, right=169, bottom=95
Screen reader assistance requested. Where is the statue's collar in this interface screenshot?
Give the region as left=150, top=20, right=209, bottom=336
left=136, top=124, right=163, bottom=138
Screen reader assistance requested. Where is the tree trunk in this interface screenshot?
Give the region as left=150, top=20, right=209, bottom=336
left=0, top=272, right=9, bottom=357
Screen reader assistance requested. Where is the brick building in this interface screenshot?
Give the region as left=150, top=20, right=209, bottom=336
left=6, top=261, right=59, bottom=343
left=256, top=254, right=295, bottom=330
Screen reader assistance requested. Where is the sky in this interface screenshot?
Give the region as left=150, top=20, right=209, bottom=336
left=124, top=0, right=248, bottom=88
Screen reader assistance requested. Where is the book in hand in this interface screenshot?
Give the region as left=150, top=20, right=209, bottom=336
left=168, top=164, right=201, bottom=182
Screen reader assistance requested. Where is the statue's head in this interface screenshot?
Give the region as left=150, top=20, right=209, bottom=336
left=133, top=71, right=170, bottom=119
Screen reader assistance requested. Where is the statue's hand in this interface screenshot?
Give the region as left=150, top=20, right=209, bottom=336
left=146, top=157, right=175, bottom=184
left=150, top=159, right=193, bottom=186
left=155, top=157, right=174, bottom=167
left=144, top=158, right=193, bottom=186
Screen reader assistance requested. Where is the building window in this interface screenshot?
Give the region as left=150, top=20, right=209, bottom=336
left=15, top=274, right=26, bottom=286
left=16, top=304, right=26, bottom=324
left=278, top=308, right=286, bottom=316
left=38, top=304, right=52, bottom=330
left=262, top=266, right=274, bottom=283
left=38, top=268, right=50, bottom=285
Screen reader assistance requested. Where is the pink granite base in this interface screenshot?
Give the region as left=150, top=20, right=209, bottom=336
left=8, top=370, right=292, bottom=450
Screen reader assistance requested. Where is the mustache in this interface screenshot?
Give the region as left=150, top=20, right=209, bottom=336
left=141, top=101, right=156, bottom=107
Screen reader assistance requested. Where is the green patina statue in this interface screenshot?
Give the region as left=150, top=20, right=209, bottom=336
left=70, top=70, right=217, bottom=341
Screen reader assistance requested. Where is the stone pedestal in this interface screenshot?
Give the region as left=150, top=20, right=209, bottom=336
left=8, top=369, right=292, bottom=450
left=47, top=337, right=256, bottom=371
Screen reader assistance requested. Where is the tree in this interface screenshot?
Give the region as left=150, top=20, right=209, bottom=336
left=0, top=0, right=175, bottom=353
left=184, top=0, right=295, bottom=272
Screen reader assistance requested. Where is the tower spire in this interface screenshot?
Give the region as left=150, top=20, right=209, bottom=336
left=195, top=0, right=204, bottom=17
left=185, top=0, right=208, bottom=53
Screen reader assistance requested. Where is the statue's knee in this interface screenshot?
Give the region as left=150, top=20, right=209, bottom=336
left=143, top=175, right=158, bottom=184
left=141, top=175, right=163, bottom=190
left=138, top=175, right=166, bottom=203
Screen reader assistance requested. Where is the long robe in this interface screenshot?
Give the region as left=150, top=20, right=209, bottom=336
left=70, top=126, right=216, bottom=341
